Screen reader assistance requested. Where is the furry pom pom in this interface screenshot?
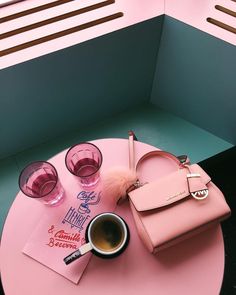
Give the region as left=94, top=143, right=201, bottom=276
left=102, top=166, right=137, bottom=203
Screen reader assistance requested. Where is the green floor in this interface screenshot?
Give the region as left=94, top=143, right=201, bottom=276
left=0, top=103, right=233, bottom=233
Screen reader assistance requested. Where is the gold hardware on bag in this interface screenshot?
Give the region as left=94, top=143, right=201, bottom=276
left=191, top=189, right=209, bottom=200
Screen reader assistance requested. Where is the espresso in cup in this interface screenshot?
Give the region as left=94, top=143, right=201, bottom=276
left=89, top=215, right=125, bottom=253
left=64, top=213, right=129, bottom=265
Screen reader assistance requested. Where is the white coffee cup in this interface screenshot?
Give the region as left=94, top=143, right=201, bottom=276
left=64, top=212, right=129, bottom=265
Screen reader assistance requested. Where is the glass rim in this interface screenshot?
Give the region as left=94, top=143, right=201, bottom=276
left=18, top=160, right=59, bottom=198
left=65, top=142, right=103, bottom=178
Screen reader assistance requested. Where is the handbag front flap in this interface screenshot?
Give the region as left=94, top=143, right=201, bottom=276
left=129, top=164, right=211, bottom=212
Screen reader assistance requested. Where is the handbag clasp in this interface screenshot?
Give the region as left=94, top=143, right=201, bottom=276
left=187, top=173, right=209, bottom=200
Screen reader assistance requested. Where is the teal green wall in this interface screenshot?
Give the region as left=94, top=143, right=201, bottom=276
left=0, top=16, right=163, bottom=159
left=1, top=14, right=235, bottom=159
left=151, top=16, right=236, bottom=144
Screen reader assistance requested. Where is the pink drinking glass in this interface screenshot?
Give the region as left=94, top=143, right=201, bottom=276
left=65, top=142, right=103, bottom=188
left=19, top=161, right=64, bottom=206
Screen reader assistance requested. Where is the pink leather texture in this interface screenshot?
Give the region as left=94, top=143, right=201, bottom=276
left=130, top=164, right=211, bottom=211
left=129, top=162, right=231, bottom=253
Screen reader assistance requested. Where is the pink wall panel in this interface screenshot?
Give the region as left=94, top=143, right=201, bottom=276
left=165, top=0, right=236, bottom=46
left=0, top=0, right=164, bottom=69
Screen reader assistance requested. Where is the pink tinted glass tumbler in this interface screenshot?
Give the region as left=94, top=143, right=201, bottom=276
left=19, top=161, right=64, bottom=206
left=65, top=142, right=103, bottom=188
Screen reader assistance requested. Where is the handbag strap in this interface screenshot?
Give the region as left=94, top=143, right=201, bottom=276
left=128, top=132, right=208, bottom=200
left=128, top=131, right=188, bottom=172
left=128, top=130, right=137, bottom=172
left=127, top=131, right=189, bottom=193
left=136, top=150, right=188, bottom=171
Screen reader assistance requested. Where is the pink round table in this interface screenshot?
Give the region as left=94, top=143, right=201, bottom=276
left=0, top=139, right=225, bottom=295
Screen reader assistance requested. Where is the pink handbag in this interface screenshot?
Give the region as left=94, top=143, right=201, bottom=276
left=128, top=141, right=231, bottom=254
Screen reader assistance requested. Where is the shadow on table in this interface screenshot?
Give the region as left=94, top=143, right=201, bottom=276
left=0, top=278, right=4, bottom=295
left=199, top=146, right=236, bottom=295
left=156, top=225, right=220, bottom=269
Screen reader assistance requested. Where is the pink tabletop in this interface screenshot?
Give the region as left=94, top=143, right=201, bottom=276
left=0, top=139, right=224, bottom=295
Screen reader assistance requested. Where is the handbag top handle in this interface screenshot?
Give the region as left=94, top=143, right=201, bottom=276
left=127, top=131, right=189, bottom=194
left=128, top=131, right=188, bottom=172
left=136, top=150, right=188, bottom=171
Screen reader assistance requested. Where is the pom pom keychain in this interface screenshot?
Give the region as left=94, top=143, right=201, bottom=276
left=102, top=131, right=138, bottom=203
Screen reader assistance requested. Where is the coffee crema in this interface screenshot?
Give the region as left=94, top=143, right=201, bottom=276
left=90, top=217, right=124, bottom=252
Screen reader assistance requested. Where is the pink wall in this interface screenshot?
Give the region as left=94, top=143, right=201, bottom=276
left=166, top=0, right=236, bottom=46
left=0, top=0, right=164, bottom=69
